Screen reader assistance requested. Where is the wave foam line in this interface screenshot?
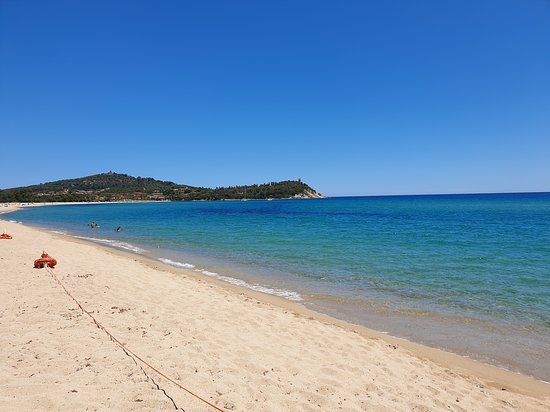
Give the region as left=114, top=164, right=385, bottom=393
left=158, top=258, right=302, bottom=301
left=196, top=270, right=303, bottom=302
left=74, top=235, right=144, bottom=253
left=158, top=258, right=195, bottom=269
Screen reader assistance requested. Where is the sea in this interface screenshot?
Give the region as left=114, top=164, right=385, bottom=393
left=4, top=193, right=550, bottom=381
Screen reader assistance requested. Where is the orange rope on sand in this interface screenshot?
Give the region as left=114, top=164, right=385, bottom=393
left=44, top=266, right=225, bottom=412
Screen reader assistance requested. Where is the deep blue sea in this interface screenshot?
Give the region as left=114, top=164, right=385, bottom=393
left=4, top=193, right=550, bottom=380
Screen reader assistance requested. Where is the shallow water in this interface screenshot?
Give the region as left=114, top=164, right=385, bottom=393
left=7, top=193, right=550, bottom=380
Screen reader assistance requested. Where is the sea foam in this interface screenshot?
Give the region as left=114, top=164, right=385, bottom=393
left=159, top=258, right=302, bottom=301
left=158, top=258, right=195, bottom=268
left=74, top=235, right=144, bottom=253
left=196, top=268, right=303, bottom=301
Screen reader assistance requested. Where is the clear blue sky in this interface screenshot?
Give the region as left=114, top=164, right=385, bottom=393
left=1, top=0, right=549, bottom=196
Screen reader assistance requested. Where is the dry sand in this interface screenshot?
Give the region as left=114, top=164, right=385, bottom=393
left=1, top=215, right=549, bottom=411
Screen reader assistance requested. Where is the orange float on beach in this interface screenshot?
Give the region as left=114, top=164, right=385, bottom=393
left=0, top=233, right=13, bottom=239
left=34, top=251, right=57, bottom=268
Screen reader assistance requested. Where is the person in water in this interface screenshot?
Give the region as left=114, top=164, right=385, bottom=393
left=116, top=226, right=122, bottom=232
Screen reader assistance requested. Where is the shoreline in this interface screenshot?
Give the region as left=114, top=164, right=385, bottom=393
left=5, top=202, right=550, bottom=382
left=1, top=215, right=549, bottom=409
left=3, top=204, right=550, bottom=387
left=54, top=229, right=550, bottom=396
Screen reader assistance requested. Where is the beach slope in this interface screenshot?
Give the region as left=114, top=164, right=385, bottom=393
left=0, top=220, right=548, bottom=411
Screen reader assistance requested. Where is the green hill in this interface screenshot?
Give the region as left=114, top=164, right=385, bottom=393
left=0, top=173, right=324, bottom=202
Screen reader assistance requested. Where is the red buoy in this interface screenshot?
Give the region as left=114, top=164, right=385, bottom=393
left=34, top=252, right=57, bottom=268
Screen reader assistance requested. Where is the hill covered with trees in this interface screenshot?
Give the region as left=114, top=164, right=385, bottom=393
left=0, top=173, right=324, bottom=202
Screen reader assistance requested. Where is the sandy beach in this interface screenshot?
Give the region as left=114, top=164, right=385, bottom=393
left=1, top=212, right=549, bottom=411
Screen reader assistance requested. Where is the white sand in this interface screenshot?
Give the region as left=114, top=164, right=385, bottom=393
left=0, top=217, right=549, bottom=411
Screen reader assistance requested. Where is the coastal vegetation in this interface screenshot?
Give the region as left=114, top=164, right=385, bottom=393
left=0, top=172, right=324, bottom=202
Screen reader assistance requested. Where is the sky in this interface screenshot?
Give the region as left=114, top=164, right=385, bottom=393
left=1, top=0, right=549, bottom=196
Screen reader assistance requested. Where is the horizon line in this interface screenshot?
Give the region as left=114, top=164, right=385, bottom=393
left=326, top=190, right=550, bottom=198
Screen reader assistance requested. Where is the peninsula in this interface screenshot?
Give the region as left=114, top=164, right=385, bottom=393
left=0, top=173, right=324, bottom=202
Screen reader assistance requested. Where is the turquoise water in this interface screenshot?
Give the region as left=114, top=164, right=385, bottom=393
left=5, top=193, right=550, bottom=380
